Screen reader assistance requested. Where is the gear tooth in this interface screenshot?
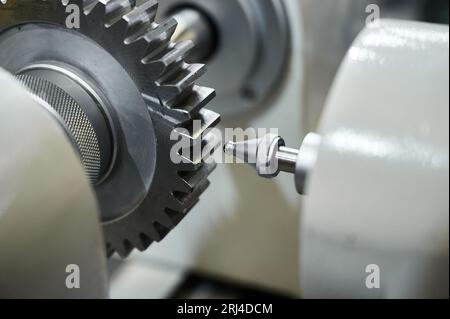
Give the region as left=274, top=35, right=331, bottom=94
left=114, top=239, right=133, bottom=258
left=82, top=0, right=101, bottom=15
left=154, top=209, right=177, bottom=228
left=175, top=108, right=220, bottom=141
left=170, top=109, right=220, bottom=167
left=138, top=233, right=154, bottom=250
left=144, top=17, right=178, bottom=44
left=142, top=53, right=172, bottom=80
left=156, top=62, right=206, bottom=107
left=106, top=243, right=116, bottom=258
left=126, top=36, right=154, bottom=59
left=176, top=162, right=217, bottom=193
left=164, top=208, right=185, bottom=225
left=82, top=0, right=133, bottom=27
left=168, top=179, right=209, bottom=213
left=103, top=0, right=134, bottom=27
left=128, top=233, right=151, bottom=251
left=144, top=40, right=193, bottom=79
left=177, top=156, right=202, bottom=170
left=165, top=196, right=184, bottom=212
left=153, top=85, right=216, bottom=123
left=123, top=0, right=159, bottom=43
left=135, top=221, right=163, bottom=241
left=165, top=86, right=215, bottom=121
left=124, top=0, right=158, bottom=24
left=172, top=178, right=195, bottom=194
left=66, top=0, right=84, bottom=9
left=173, top=129, right=221, bottom=171
left=105, top=16, right=131, bottom=40
left=201, top=131, right=222, bottom=162
left=141, top=22, right=177, bottom=56
left=84, top=0, right=106, bottom=20
left=152, top=222, right=170, bottom=241
left=197, top=109, right=221, bottom=136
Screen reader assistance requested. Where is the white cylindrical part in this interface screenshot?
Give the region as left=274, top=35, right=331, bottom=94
left=295, top=132, right=322, bottom=195
left=301, top=20, right=449, bottom=298
left=0, top=68, right=108, bottom=298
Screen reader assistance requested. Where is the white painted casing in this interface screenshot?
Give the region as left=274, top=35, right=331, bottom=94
left=302, top=20, right=449, bottom=298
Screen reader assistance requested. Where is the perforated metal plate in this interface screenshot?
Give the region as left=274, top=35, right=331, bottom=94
left=17, top=74, right=102, bottom=183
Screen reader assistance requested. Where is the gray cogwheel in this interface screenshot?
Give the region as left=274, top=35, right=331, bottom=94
left=0, top=0, right=220, bottom=257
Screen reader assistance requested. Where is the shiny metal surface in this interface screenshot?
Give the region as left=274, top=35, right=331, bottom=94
left=16, top=73, right=105, bottom=184
left=159, top=0, right=291, bottom=117
left=302, top=20, right=449, bottom=298
left=0, top=0, right=220, bottom=257
left=172, top=8, right=216, bottom=62
left=223, top=132, right=321, bottom=195
left=0, top=68, right=108, bottom=298
left=224, top=134, right=285, bottom=178
left=276, top=147, right=298, bottom=174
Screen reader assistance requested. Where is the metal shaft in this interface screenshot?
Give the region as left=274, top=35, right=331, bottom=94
left=171, top=8, right=216, bottom=62
left=276, top=146, right=299, bottom=174
left=224, top=133, right=322, bottom=194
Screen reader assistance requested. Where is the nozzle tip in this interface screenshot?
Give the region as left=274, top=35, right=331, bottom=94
left=223, top=141, right=235, bottom=156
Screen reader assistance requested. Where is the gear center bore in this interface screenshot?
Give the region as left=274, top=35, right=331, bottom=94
left=17, top=65, right=114, bottom=185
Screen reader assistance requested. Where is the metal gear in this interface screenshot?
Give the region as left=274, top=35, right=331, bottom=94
left=0, top=0, right=220, bottom=257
